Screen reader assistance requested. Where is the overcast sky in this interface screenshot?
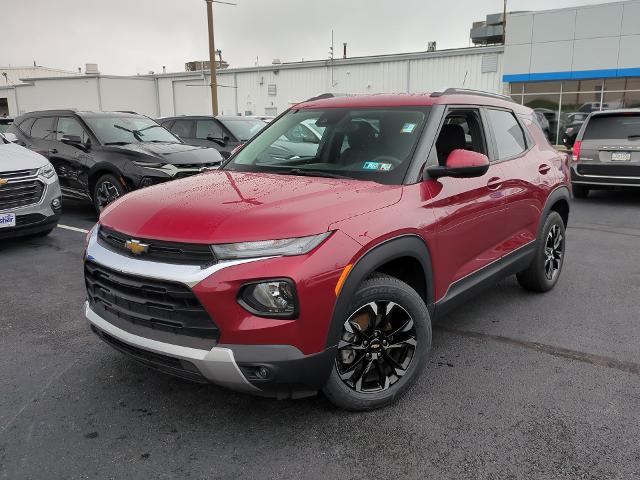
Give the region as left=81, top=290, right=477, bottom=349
left=3, top=0, right=622, bottom=75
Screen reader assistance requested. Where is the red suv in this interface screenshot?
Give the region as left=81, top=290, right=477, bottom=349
left=84, top=89, right=570, bottom=410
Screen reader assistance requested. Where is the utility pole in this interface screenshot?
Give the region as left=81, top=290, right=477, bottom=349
left=206, top=0, right=218, bottom=116
left=502, top=0, right=507, bottom=44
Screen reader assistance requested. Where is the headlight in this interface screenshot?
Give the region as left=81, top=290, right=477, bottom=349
left=212, top=232, right=331, bottom=260
left=39, top=164, right=56, bottom=179
left=238, top=279, right=297, bottom=318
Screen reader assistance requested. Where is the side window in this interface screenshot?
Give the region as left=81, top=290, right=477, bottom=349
left=434, top=110, right=486, bottom=166
left=30, top=117, right=56, bottom=140
left=56, top=117, right=89, bottom=143
left=487, top=109, right=527, bottom=160
left=196, top=120, right=224, bottom=140
left=170, top=120, right=193, bottom=138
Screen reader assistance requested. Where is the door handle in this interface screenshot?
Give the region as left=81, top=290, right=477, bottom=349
left=538, top=164, right=551, bottom=174
left=48, top=148, right=58, bottom=154
left=487, top=177, right=502, bottom=191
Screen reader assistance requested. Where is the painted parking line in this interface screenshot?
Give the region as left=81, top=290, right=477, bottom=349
left=57, top=224, right=90, bottom=234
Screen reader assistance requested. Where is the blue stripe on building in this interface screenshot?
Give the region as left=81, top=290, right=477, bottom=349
left=503, top=68, right=640, bottom=83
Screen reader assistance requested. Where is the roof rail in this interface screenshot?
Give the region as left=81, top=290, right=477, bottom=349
left=304, top=93, right=335, bottom=102
left=430, top=88, right=514, bottom=102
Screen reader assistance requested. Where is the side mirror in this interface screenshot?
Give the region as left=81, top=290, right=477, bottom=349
left=61, top=134, right=82, bottom=146
left=426, top=149, right=490, bottom=179
left=0, top=132, right=18, bottom=144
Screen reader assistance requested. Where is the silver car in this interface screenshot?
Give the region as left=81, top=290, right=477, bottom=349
left=0, top=133, right=62, bottom=239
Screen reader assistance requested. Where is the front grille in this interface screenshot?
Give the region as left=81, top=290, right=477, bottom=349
left=98, top=227, right=216, bottom=265
left=578, top=164, right=640, bottom=177
left=85, top=261, right=219, bottom=341
left=173, top=163, right=219, bottom=180
left=91, top=326, right=207, bottom=383
left=1, top=168, right=38, bottom=180
left=0, top=179, right=44, bottom=210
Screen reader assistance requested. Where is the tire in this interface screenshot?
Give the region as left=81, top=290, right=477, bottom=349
left=516, top=211, right=566, bottom=293
left=92, top=174, right=125, bottom=213
left=572, top=184, right=589, bottom=198
left=322, top=275, right=431, bottom=411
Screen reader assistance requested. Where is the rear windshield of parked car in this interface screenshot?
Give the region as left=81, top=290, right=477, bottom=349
left=83, top=116, right=179, bottom=145
left=223, top=107, right=430, bottom=185
left=583, top=114, right=640, bottom=140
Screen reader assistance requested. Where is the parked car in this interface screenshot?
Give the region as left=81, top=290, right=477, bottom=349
left=561, top=112, right=589, bottom=148
left=0, top=132, right=62, bottom=239
left=158, top=115, right=267, bottom=158
left=533, top=111, right=550, bottom=140
left=570, top=109, right=640, bottom=198
left=9, top=110, right=223, bottom=211
left=84, top=89, right=570, bottom=410
left=534, top=108, right=559, bottom=143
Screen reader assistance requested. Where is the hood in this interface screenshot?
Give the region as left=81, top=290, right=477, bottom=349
left=100, top=171, right=402, bottom=244
left=0, top=142, right=49, bottom=171
left=106, top=142, right=223, bottom=165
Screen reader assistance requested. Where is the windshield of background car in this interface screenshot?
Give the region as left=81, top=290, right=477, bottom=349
left=220, top=119, right=266, bottom=141
left=0, top=121, right=12, bottom=133
left=583, top=114, right=640, bottom=140
left=223, top=107, right=430, bottom=184
left=83, top=116, right=179, bottom=145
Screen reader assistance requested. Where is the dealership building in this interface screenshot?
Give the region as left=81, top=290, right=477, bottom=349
left=1, top=0, right=639, bottom=140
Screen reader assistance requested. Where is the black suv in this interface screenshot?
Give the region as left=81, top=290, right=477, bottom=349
left=571, top=109, right=640, bottom=198
left=10, top=111, right=223, bottom=211
left=158, top=115, right=266, bottom=158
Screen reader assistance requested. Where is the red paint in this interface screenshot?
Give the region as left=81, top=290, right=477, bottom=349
left=446, top=149, right=489, bottom=168
left=98, top=93, right=570, bottom=355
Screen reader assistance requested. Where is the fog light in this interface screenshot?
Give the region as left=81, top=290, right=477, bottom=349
left=238, top=279, right=297, bottom=318
left=51, top=198, right=62, bottom=210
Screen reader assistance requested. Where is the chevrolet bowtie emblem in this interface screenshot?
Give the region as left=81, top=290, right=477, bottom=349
left=124, top=239, right=149, bottom=255
left=0, top=178, right=8, bottom=186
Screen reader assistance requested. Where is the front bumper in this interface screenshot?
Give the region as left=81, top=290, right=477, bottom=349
left=83, top=226, right=353, bottom=398
left=0, top=175, right=62, bottom=240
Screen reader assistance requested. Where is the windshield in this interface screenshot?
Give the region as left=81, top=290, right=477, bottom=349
left=219, top=118, right=266, bottom=141
left=83, top=116, right=179, bottom=145
left=0, top=121, right=12, bottom=133
left=223, top=107, right=429, bottom=184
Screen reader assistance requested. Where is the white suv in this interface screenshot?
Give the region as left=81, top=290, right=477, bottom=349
left=0, top=133, right=62, bottom=239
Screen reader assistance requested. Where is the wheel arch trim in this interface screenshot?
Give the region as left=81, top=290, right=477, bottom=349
left=325, top=234, right=434, bottom=349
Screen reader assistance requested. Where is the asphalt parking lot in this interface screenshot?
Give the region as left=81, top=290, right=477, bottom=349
left=1, top=192, right=639, bottom=480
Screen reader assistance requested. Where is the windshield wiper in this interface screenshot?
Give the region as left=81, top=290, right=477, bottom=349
left=628, top=135, right=640, bottom=140
left=283, top=168, right=351, bottom=179
left=113, top=124, right=165, bottom=142
left=104, top=141, right=131, bottom=146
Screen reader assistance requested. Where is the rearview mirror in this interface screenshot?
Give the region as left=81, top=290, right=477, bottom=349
left=426, top=149, right=489, bottom=179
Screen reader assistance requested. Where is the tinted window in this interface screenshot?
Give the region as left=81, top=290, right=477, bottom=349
left=583, top=114, right=640, bottom=140
left=487, top=109, right=527, bottom=160
left=30, top=117, right=56, bottom=140
left=196, top=120, right=224, bottom=140
left=18, top=117, right=36, bottom=135
left=56, top=117, right=89, bottom=142
left=171, top=120, right=193, bottom=138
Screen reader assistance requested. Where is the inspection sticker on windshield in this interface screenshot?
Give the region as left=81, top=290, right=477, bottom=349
left=401, top=123, right=417, bottom=134
left=363, top=162, right=392, bottom=171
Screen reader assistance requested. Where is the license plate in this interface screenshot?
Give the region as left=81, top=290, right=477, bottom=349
left=611, top=152, right=631, bottom=161
left=0, top=212, right=16, bottom=228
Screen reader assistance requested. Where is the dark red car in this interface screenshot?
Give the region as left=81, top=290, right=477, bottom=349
left=84, top=89, right=570, bottom=410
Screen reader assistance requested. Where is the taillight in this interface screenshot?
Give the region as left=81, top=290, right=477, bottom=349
left=572, top=140, right=581, bottom=163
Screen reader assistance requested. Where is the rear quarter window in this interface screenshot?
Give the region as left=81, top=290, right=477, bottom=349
left=583, top=114, right=640, bottom=140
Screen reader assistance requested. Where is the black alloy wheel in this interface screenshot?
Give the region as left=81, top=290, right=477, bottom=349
left=336, top=300, right=417, bottom=393
left=93, top=174, right=125, bottom=212
left=323, top=275, right=431, bottom=411
left=517, top=211, right=566, bottom=292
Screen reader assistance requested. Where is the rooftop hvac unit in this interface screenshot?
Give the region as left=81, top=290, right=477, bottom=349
left=427, top=41, right=437, bottom=52
left=85, top=63, right=100, bottom=75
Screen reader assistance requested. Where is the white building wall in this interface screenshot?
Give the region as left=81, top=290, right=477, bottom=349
left=14, top=77, right=101, bottom=114
left=99, top=77, right=158, bottom=116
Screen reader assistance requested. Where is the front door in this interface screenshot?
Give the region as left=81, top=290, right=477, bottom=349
left=421, top=107, right=508, bottom=301
left=53, top=116, right=94, bottom=196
